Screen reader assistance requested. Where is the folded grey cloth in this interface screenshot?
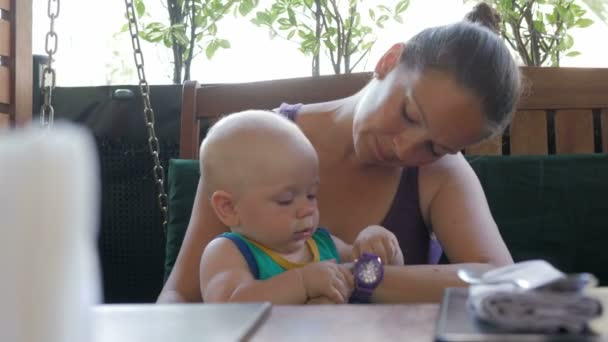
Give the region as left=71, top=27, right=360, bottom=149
left=473, top=285, right=602, bottom=334
left=466, top=262, right=603, bottom=334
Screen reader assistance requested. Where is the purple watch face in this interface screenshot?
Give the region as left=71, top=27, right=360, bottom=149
left=355, top=253, right=383, bottom=288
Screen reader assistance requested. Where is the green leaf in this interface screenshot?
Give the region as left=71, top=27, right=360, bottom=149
left=217, top=39, right=231, bottom=49
left=566, top=50, right=581, bottom=57
left=208, top=23, right=217, bottom=36
left=206, top=40, right=220, bottom=59
left=255, top=11, right=272, bottom=25
left=287, top=30, right=296, bottom=40
left=288, top=8, right=297, bottom=26
left=144, top=30, right=165, bottom=43
left=395, top=0, right=410, bottom=14
left=369, top=9, right=376, bottom=21
left=163, top=34, right=172, bottom=48
left=361, top=40, right=375, bottom=51
left=394, top=15, right=403, bottom=24
left=135, top=0, right=146, bottom=17
left=173, top=30, right=189, bottom=46
left=323, top=38, right=336, bottom=51
left=146, top=22, right=165, bottom=31
left=533, top=19, right=545, bottom=33
left=239, top=0, right=255, bottom=16
left=378, top=5, right=391, bottom=13
left=377, top=14, right=389, bottom=23
left=575, top=18, right=594, bottom=28
left=559, top=34, right=574, bottom=50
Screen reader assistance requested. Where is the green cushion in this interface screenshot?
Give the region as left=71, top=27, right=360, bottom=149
left=465, top=154, right=608, bottom=284
left=165, top=154, right=608, bottom=284
left=165, top=159, right=200, bottom=281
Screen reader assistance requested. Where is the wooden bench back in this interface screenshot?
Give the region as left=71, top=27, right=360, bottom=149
left=179, top=67, right=608, bottom=159
left=0, top=0, right=32, bottom=129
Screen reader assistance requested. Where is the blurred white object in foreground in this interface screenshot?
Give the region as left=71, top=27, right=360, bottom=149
left=0, top=123, right=101, bottom=342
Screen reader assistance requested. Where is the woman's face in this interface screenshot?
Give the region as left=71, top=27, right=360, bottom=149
left=353, top=64, right=488, bottom=167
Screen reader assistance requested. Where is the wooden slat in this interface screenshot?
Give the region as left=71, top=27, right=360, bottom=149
left=196, top=73, right=373, bottom=119
left=183, top=67, right=608, bottom=160
left=602, top=109, right=608, bottom=154
left=0, top=112, right=8, bottom=129
left=193, top=67, right=608, bottom=119
left=180, top=80, right=201, bottom=159
left=0, top=0, right=10, bottom=11
left=465, top=135, right=502, bottom=155
left=509, top=110, right=548, bottom=155
left=14, top=0, right=32, bottom=125
left=0, top=65, right=9, bottom=104
left=554, top=109, right=594, bottom=154
left=0, top=19, right=9, bottom=57
left=518, top=67, right=608, bottom=110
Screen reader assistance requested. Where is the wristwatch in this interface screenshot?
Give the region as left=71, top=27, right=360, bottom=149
left=350, top=252, right=384, bottom=303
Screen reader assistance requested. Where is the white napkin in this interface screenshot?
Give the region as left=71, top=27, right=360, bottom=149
left=0, top=123, right=102, bottom=342
left=466, top=260, right=603, bottom=334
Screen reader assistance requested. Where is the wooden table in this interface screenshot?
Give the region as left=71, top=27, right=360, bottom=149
left=250, top=304, right=438, bottom=341
left=92, top=288, right=608, bottom=342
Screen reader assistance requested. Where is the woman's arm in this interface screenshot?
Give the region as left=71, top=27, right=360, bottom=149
left=157, top=179, right=228, bottom=303
left=372, top=153, right=512, bottom=303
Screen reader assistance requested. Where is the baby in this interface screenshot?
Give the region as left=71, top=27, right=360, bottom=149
left=199, top=110, right=403, bottom=304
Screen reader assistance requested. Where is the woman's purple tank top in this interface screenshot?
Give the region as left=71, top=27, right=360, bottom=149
left=278, top=103, right=443, bottom=264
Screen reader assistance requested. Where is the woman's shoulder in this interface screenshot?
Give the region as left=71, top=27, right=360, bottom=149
left=421, top=152, right=475, bottom=177
left=418, top=153, right=478, bottom=219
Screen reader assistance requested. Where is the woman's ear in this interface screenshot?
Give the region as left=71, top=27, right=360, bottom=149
left=210, top=190, right=240, bottom=227
left=374, top=43, right=405, bottom=80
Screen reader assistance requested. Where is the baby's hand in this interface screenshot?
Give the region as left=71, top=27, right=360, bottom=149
left=352, top=225, right=404, bottom=265
left=299, top=260, right=354, bottom=304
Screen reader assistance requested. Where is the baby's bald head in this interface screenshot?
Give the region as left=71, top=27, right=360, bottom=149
left=199, top=110, right=317, bottom=197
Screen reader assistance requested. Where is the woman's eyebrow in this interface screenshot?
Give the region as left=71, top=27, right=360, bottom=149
left=410, top=92, right=459, bottom=155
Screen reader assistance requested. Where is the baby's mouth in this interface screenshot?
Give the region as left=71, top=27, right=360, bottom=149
left=293, top=227, right=313, bottom=240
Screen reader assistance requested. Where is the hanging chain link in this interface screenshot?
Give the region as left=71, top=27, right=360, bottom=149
left=40, top=0, right=60, bottom=129
left=124, top=0, right=169, bottom=234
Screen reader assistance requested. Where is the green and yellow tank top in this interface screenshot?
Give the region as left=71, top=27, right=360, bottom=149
left=220, top=227, right=339, bottom=280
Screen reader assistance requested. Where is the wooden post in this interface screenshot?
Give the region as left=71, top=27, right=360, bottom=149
left=14, top=0, right=32, bottom=126
left=0, top=0, right=32, bottom=129
left=509, top=110, right=548, bottom=155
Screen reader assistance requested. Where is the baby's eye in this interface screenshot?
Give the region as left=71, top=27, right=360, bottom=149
left=276, top=196, right=294, bottom=206
left=307, top=193, right=317, bottom=200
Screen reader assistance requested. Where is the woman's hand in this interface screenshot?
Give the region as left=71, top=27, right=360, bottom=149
left=352, top=225, right=404, bottom=265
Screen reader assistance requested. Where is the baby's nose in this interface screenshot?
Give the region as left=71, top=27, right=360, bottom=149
left=297, top=200, right=315, bottom=219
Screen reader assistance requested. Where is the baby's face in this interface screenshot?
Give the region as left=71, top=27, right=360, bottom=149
left=232, top=145, right=320, bottom=254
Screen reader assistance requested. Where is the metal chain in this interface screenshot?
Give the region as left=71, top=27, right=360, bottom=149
left=40, top=0, right=60, bottom=129
left=124, top=0, right=169, bottom=234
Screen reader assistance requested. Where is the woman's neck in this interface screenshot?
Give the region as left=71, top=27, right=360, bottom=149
left=297, top=92, right=369, bottom=168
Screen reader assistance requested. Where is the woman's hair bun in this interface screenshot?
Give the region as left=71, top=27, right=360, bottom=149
left=464, top=2, right=501, bottom=35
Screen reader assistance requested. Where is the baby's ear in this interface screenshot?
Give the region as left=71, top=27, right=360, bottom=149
left=210, top=190, right=239, bottom=226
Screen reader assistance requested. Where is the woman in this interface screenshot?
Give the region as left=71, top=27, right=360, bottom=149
left=158, top=3, right=520, bottom=303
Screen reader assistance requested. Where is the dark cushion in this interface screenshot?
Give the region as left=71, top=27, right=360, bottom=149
left=165, top=159, right=200, bottom=281
left=465, top=154, right=608, bottom=284
left=165, top=154, right=608, bottom=284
